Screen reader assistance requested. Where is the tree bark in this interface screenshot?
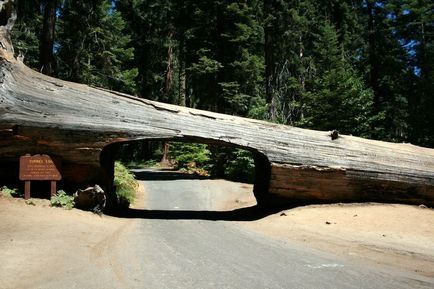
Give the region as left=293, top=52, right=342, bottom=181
left=366, top=0, right=380, bottom=109
left=1, top=3, right=434, bottom=208
left=263, top=0, right=277, bottom=121
left=39, top=0, right=57, bottom=76
left=178, top=39, right=186, bottom=107
left=165, top=32, right=173, bottom=96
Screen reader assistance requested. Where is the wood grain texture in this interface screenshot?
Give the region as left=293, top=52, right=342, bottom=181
left=1, top=30, right=434, bottom=207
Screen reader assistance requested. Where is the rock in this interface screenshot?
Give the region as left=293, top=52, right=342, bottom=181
left=419, top=204, right=428, bottom=209
left=280, top=212, right=287, bottom=216
left=325, top=221, right=331, bottom=225
left=74, top=185, right=106, bottom=213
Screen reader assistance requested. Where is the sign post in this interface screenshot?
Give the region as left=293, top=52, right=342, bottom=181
left=19, top=154, right=62, bottom=199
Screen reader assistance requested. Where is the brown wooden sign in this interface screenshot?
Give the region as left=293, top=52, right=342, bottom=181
left=19, top=154, right=61, bottom=199
left=20, top=154, right=61, bottom=181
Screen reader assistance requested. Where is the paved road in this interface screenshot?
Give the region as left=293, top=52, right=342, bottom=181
left=110, top=170, right=434, bottom=289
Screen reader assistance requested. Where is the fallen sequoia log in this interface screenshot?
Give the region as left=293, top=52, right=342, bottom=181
left=0, top=3, right=434, bottom=209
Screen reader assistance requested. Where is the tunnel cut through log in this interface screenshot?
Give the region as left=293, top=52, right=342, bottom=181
left=1, top=1, right=434, bottom=210
left=99, top=138, right=272, bottom=208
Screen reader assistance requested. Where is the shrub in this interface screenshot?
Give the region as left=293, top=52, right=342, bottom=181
left=0, top=186, right=21, bottom=198
left=50, top=190, right=75, bottom=209
left=169, top=142, right=211, bottom=171
left=114, top=161, right=138, bottom=207
left=168, top=143, right=254, bottom=181
left=207, top=146, right=255, bottom=183
left=224, top=149, right=255, bottom=183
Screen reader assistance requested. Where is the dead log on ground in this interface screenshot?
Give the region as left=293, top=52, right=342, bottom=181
left=0, top=3, right=433, bottom=208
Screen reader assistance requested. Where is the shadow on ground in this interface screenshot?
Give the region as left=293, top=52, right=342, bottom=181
left=112, top=168, right=296, bottom=221
left=112, top=206, right=287, bottom=222
left=131, top=169, right=209, bottom=181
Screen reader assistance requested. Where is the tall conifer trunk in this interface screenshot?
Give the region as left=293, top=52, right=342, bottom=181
left=264, top=1, right=277, bottom=122
left=178, top=58, right=186, bottom=107
left=366, top=0, right=380, bottom=109
left=165, top=32, right=174, bottom=99
left=40, top=0, right=56, bottom=76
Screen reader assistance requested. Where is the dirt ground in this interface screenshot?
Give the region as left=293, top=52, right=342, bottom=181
left=0, top=196, right=133, bottom=289
left=223, top=186, right=434, bottom=278
left=1, top=181, right=434, bottom=288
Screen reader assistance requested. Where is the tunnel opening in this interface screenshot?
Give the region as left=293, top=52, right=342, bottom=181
left=100, top=137, right=271, bottom=213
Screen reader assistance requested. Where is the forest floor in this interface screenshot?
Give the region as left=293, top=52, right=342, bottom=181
left=0, top=180, right=433, bottom=288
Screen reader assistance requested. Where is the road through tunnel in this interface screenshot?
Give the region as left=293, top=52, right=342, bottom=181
left=100, top=137, right=272, bottom=211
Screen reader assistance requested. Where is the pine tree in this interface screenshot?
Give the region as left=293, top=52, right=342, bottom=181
left=263, top=0, right=316, bottom=124
left=361, top=0, right=410, bottom=141
left=218, top=1, right=264, bottom=116
left=391, top=0, right=434, bottom=146
left=115, top=0, right=175, bottom=100
left=11, top=0, right=42, bottom=68
left=301, top=22, right=374, bottom=137
left=40, top=0, right=58, bottom=76
left=58, top=0, right=137, bottom=94
left=184, top=1, right=264, bottom=115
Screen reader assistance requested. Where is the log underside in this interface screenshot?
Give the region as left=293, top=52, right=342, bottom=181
left=1, top=37, right=434, bottom=208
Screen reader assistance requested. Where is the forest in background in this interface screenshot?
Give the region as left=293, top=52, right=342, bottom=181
left=10, top=0, right=434, bottom=179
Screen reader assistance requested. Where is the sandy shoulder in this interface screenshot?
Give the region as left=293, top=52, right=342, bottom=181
left=243, top=203, right=434, bottom=277
left=2, top=180, right=434, bottom=285
left=0, top=196, right=133, bottom=289
left=210, top=182, right=434, bottom=278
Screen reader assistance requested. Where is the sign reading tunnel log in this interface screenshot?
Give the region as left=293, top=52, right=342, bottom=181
left=19, top=154, right=61, bottom=199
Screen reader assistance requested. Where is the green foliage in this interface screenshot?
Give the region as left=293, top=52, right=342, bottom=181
left=11, top=1, right=42, bottom=69
left=0, top=186, right=20, bottom=198
left=166, top=143, right=255, bottom=182
left=195, top=146, right=253, bottom=183
left=114, top=161, right=138, bottom=206
left=57, top=0, right=137, bottom=94
left=169, top=142, right=211, bottom=170
left=299, top=22, right=375, bottom=137
left=11, top=21, right=41, bottom=68
left=189, top=49, right=223, bottom=75
left=217, top=1, right=265, bottom=115
left=115, top=0, right=176, bottom=100
left=388, top=0, right=434, bottom=146
left=263, top=0, right=316, bottom=124
left=50, top=190, right=75, bottom=210
left=248, top=97, right=269, bottom=120
left=223, top=149, right=255, bottom=183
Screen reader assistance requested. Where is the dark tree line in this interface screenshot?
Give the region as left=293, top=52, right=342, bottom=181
left=11, top=0, right=434, bottom=148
